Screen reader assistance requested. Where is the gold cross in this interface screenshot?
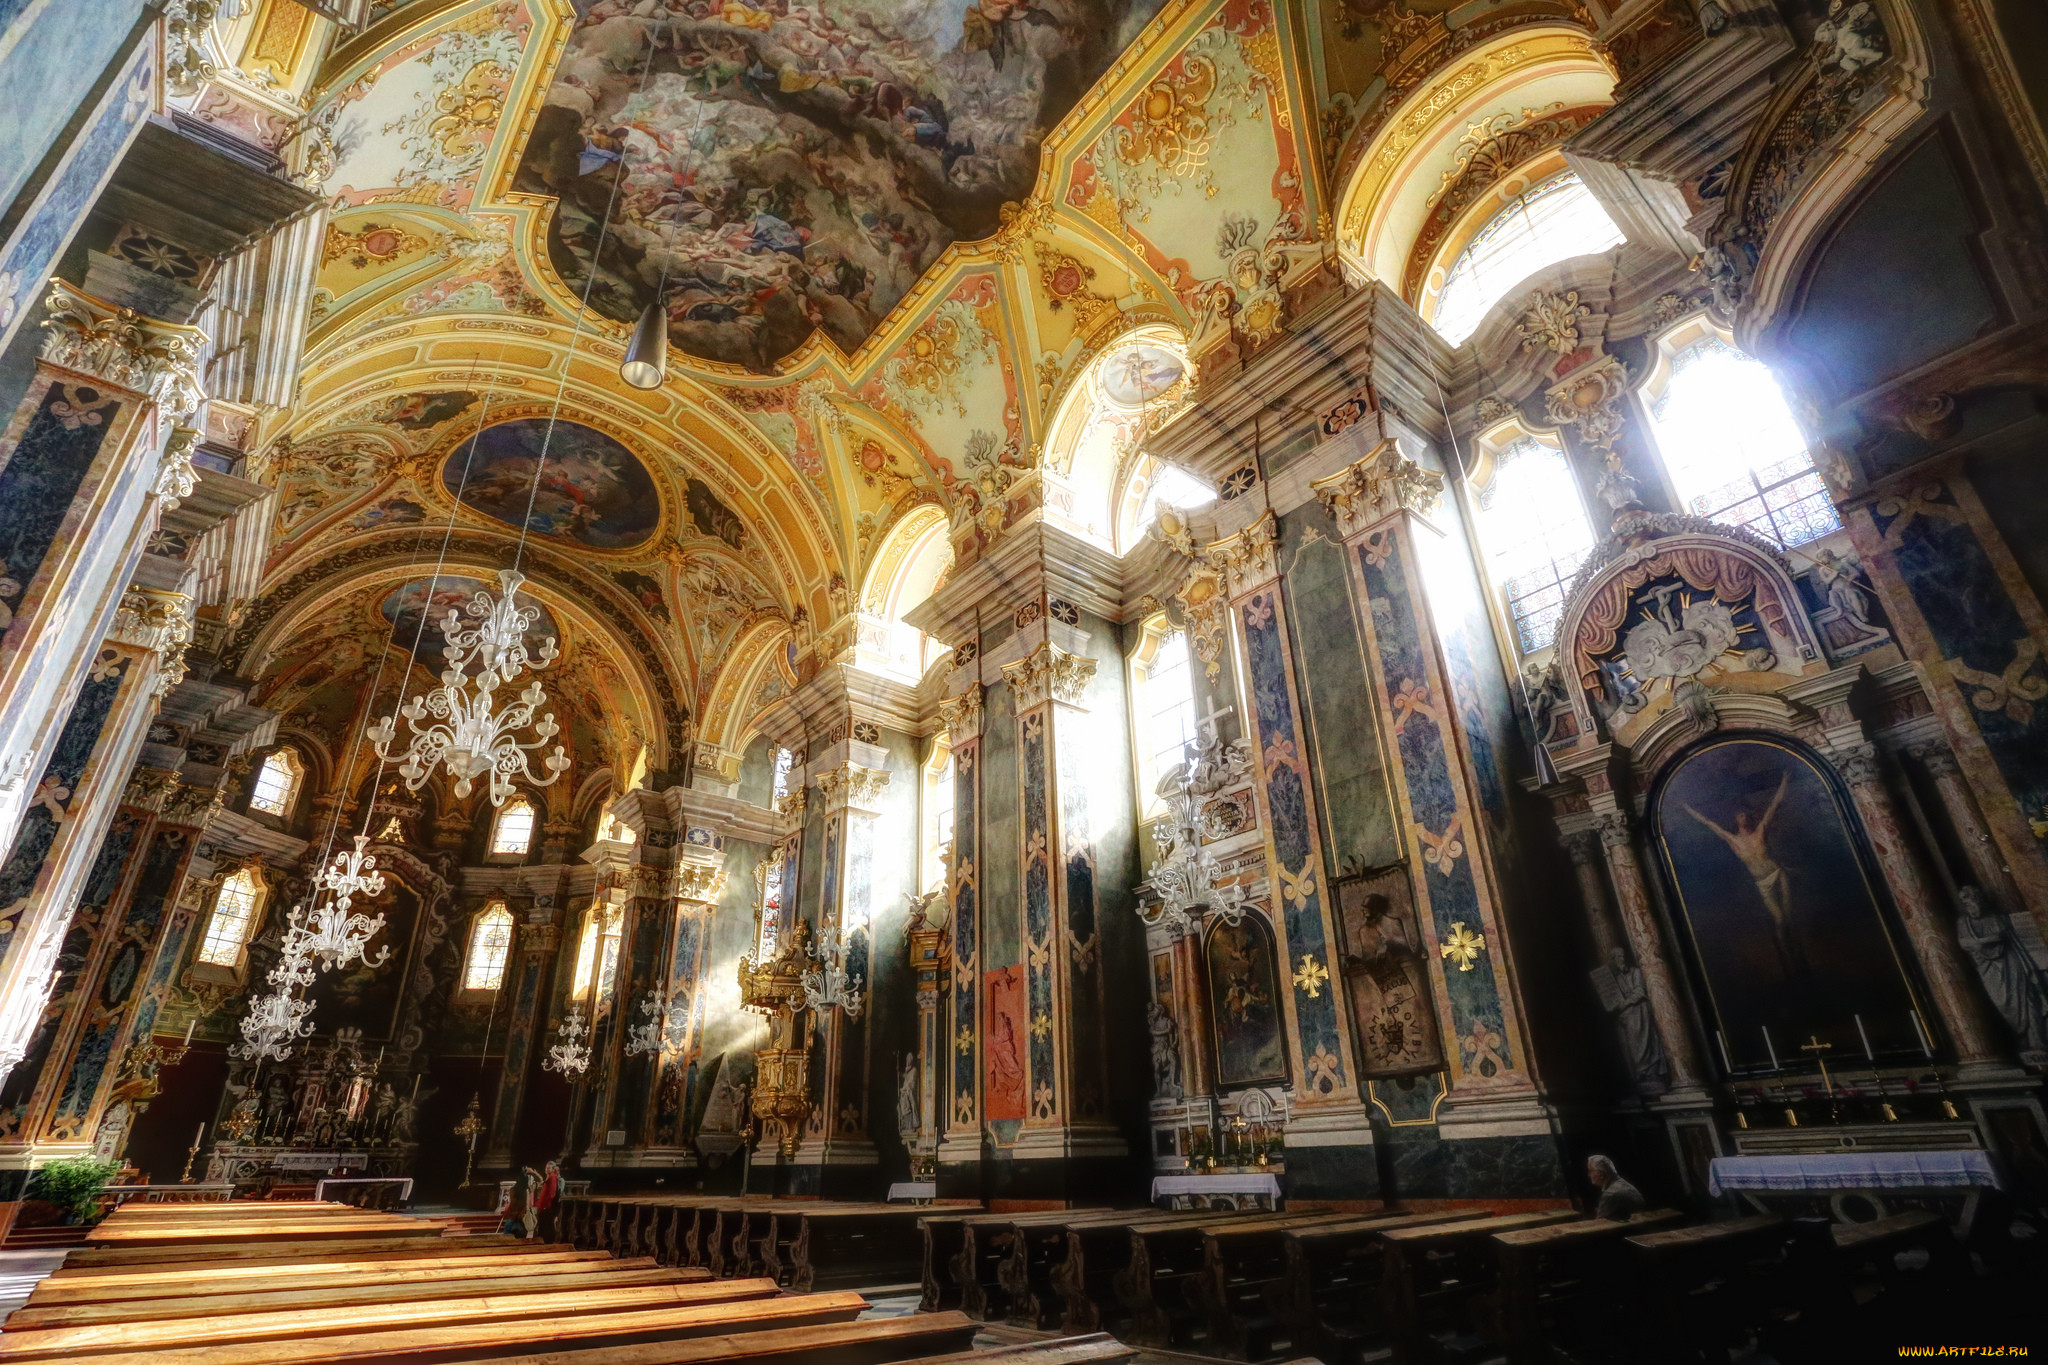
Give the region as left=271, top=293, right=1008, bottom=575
left=1440, top=922, right=1486, bottom=971
left=1292, top=954, right=1329, bottom=998
left=1800, top=1034, right=1835, bottom=1097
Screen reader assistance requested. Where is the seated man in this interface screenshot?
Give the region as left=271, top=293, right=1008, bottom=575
left=1587, top=1154, right=1645, bottom=1221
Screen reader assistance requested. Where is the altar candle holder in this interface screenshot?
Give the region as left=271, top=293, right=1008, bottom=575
left=180, top=1123, right=206, bottom=1184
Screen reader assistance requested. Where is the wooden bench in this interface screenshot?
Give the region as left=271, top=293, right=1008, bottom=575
left=992, top=1208, right=1148, bottom=1329
left=1115, top=1211, right=1353, bottom=1351
left=1380, top=1210, right=1581, bottom=1362
left=1626, top=1214, right=1789, bottom=1363
left=1266, top=1209, right=1493, bottom=1365
left=26, top=1248, right=621, bottom=1305
left=1485, top=1210, right=1687, bottom=1361
left=1048, top=1210, right=1217, bottom=1334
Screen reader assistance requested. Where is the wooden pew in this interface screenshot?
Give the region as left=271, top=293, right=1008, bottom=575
left=1626, top=1214, right=1789, bottom=1364
left=59, top=1233, right=525, bottom=1272
left=12, top=1287, right=873, bottom=1365
left=1193, top=1210, right=1405, bottom=1358
left=1047, top=1210, right=1217, bottom=1334
left=995, top=1208, right=1148, bottom=1328
left=1115, top=1211, right=1350, bottom=1351
left=772, top=1203, right=936, bottom=1292
left=1380, top=1210, right=1582, bottom=1362
left=1268, top=1209, right=1494, bottom=1365
left=1485, top=1210, right=1687, bottom=1362
left=0, top=1276, right=791, bottom=1359
left=955, top=1211, right=1093, bottom=1322
left=921, top=1211, right=975, bottom=1311
left=83, top=1216, right=436, bottom=1248
left=26, top=1248, right=621, bottom=1305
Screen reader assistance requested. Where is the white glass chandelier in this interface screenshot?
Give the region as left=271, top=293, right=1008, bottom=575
left=543, top=1005, right=591, bottom=1075
left=298, top=835, right=392, bottom=971
left=801, top=927, right=865, bottom=1020
left=366, top=570, right=571, bottom=807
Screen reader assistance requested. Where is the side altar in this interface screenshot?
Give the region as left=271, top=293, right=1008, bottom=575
left=204, top=1027, right=423, bottom=1191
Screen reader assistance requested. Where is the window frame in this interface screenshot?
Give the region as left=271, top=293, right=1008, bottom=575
left=488, top=796, right=537, bottom=859
left=1129, top=614, right=1199, bottom=821
left=193, top=865, right=268, bottom=978
left=247, top=748, right=302, bottom=820
left=1424, top=168, right=1626, bottom=346
left=921, top=734, right=954, bottom=897
left=1636, top=315, right=1842, bottom=552
left=753, top=836, right=793, bottom=961
left=1466, top=425, right=1599, bottom=658
left=459, top=902, right=516, bottom=995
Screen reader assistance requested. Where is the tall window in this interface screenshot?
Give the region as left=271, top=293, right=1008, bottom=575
left=594, top=913, right=622, bottom=1010
left=1136, top=627, right=1197, bottom=814
left=922, top=739, right=955, bottom=896
left=198, top=868, right=264, bottom=967
left=1474, top=437, right=1599, bottom=652
left=772, top=747, right=794, bottom=805
left=462, top=903, right=514, bottom=991
left=1645, top=335, right=1841, bottom=550
left=1431, top=172, right=1626, bottom=346
left=248, top=749, right=301, bottom=817
left=571, top=909, right=601, bottom=998
left=490, top=797, right=535, bottom=855
left=757, top=845, right=787, bottom=959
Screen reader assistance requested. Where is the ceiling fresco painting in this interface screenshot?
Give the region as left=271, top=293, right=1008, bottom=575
left=442, top=417, right=662, bottom=548
left=379, top=574, right=564, bottom=663
left=516, top=0, right=1170, bottom=371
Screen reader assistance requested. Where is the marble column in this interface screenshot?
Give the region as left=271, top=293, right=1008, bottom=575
left=0, top=627, right=174, bottom=1091
left=483, top=906, right=555, bottom=1170
left=1593, top=812, right=1705, bottom=1089
left=1831, top=743, right=2003, bottom=1067
left=1311, top=445, right=1556, bottom=1154
left=794, top=761, right=888, bottom=1178
left=652, top=855, right=727, bottom=1149
left=1913, top=742, right=2028, bottom=915
left=1561, top=827, right=1626, bottom=964
left=935, top=686, right=983, bottom=1176
left=1205, top=512, right=1375, bottom=1168
left=998, top=642, right=1123, bottom=1166
left=0, top=282, right=203, bottom=856
left=1169, top=924, right=1217, bottom=1103
left=591, top=862, right=670, bottom=1158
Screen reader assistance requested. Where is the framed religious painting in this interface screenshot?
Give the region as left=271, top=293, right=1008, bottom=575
left=1331, top=861, right=1446, bottom=1077
left=1650, top=734, right=1929, bottom=1072
left=1203, top=913, right=1288, bottom=1089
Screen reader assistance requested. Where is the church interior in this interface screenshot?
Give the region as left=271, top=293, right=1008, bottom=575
left=0, top=0, right=2040, bottom=1358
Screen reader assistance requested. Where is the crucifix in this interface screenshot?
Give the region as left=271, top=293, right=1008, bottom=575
left=1798, top=1034, right=1835, bottom=1096
left=1194, top=699, right=1235, bottom=743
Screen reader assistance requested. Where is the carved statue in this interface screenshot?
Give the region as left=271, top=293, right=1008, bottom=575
left=368, top=1081, right=398, bottom=1144
left=1593, top=947, right=1669, bottom=1091
left=896, top=1054, right=920, bottom=1143
left=1810, top=549, right=1887, bottom=646
left=1813, top=0, right=1887, bottom=75
left=1955, top=887, right=2048, bottom=1058
left=1146, top=1000, right=1183, bottom=1100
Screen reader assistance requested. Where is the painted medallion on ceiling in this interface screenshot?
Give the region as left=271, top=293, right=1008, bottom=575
left=1099, top=342, right=1183, bottom=408
left=441, top=418, right=659, bottom=548
left=381, top=576, right=564, bottom=662
left=514, top=0, right=1167, bottom=371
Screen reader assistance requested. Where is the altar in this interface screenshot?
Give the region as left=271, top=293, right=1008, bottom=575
left=1708, top=1147, right=2001, bottom=1233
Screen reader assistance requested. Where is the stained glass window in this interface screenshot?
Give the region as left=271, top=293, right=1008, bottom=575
left=1475, top=437, right=1598, bottom=652
left=463, top=904, right=513, bottom=991
left=1432, top=172, right=1626, bottom=346
left=490, top=798, right=535, bottom=855
left=1647, top=336, right=1840, bottom=549
left=248, top=749, right=299, bottom=817
left=199, top=869, right=263, bottom=967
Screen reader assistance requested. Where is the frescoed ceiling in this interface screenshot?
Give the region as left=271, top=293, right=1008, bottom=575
left=251, top=0, right=1651, bottom=758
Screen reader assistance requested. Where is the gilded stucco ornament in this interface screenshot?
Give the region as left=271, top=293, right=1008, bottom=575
left=1309, top=440, right=1445, bottom=535
left=39, top=280, right=206, bottom=417
left=1517, top=289, right=1593, bottom=354
left=1544, top=356, right=1631, bottom=455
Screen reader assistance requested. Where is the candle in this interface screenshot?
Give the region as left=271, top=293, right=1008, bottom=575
left=373, top=1046, right=385, bottom=1072
left=1715, top=1032, right=1733, bottom=1074
left=192, top=1123, right=204, bottom=1149
left=1911, top=1010, right=1934, bottom=1058
left=410, top=1074, right=422, bottom=1101
left=183, top=1018, right=195, bottom=1046
left=1761, top=1025, right=1779, bottom=1070
left=1854, top=1014, right=1874, bottom=1062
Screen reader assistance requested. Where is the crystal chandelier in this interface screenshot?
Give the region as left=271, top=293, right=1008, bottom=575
left=296, top=835, right=392, bottom=971
left=366, top=570, right=571, bottom=807
left=623, top=990, right=691, bottom=1058
left=235, top=930, right=318, bottom=1063
left=801, top=926, right=865, bottom=1019
left=543, top=1005, right=591, bottom=1075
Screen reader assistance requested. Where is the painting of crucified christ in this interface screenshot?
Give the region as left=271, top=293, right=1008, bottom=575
left=1653, top=737, right=1924, bottom=1071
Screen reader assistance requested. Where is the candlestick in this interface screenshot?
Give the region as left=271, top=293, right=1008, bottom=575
left=193, top=1121, right=205, bottom=1148
left=1715, top=1032, right=1733, bottom=1073
left=180, top=1125, right=205, bottom=1184
left=1761, top=1025, right=1779, bottom=1070
left=183, top=1018, right=195, bottom=1046
left=1910, top=1010, right=1934, bottom=1058
left=1854, top=1014, right=1873, bottom=1062
left=410, top=1073, right=422, bottom=1101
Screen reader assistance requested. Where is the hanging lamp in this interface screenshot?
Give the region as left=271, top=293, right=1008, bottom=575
left=620, top=299, right=668, bottom=390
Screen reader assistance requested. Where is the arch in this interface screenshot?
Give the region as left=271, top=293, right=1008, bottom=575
left=490, top=796, right=537, bottom=856
left=857, top=504, right=953, bottom=680
left=1335, top=27, right=1616, bottom=298
left=1043, top=325, right=1190, bottom=553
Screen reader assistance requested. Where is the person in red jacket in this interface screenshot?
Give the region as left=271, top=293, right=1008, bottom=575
left=534, top=1159, right=562, bottom=1241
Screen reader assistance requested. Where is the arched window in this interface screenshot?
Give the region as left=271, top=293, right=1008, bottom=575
left=1473, top=436, right=1598, bottom=652
left=772, top=747, right=794, bottom=806
left=462, top=903, right=514, bottom=991
left=571, top=904, right=622, bottom=1005
left=1133, top=622, right=1198, bottom=816
left=1643, top=332, right=1841, bottom=550
left=922, top=737, right=955, bottom=896
left=490, top=797, right=535, bottom=856
left=1430, top=172, right=1625, bottom=346
left=1120, top=458, right=1216, bottom=551
left=248, top=749, right=301, bottom=817
left=198, top=868, right=265, bottom=968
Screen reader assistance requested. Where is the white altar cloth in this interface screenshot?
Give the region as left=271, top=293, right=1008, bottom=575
left=1706, top=1150, right=1999, bottom=1198
left=1151, top=1173, right=1282, bottom=1201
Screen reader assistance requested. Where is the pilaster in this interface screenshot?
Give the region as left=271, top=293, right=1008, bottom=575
left=935, top=684, right=984, bottom=1178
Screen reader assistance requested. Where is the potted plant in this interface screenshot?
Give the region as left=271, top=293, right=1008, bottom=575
left=28, top=1156, right=120, bottom=1226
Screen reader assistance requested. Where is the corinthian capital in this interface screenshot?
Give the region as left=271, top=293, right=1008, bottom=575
left=999, top=642, right=1096, bottom=711
left=1309, top=439, right=1444, bottom=535
left=815, top=761, right=891, bottom=815
left=1594, top=810, right=1633, bottom=849
left=674, top=859, right=730, bottom=909
left=1202, top=512, right=1280, bottom=597
left=936, top=686, right=984, bottom=741
left=39, top=280, right=205, bottom=417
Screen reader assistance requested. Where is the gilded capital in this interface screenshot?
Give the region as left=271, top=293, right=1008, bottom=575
left=110, top=586, right=194, bottom=696
left=39, top=280, right=205, bottom=417
left=1203, top=511, right=1281, bottom=597
left=1309, top=439, right=1445, bottom=534
left=999, top=641, right=1096, bottom=711
left=936, top=686, right=985, bottom=741
left=155, top=426, right=201, bottom=510
left=674, top=859, right=731, bottom=908
left=816, top=760, right=891, bottom=814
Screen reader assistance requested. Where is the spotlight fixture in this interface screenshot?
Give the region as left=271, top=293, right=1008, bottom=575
left=620, top=298, right=667, bottom=390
